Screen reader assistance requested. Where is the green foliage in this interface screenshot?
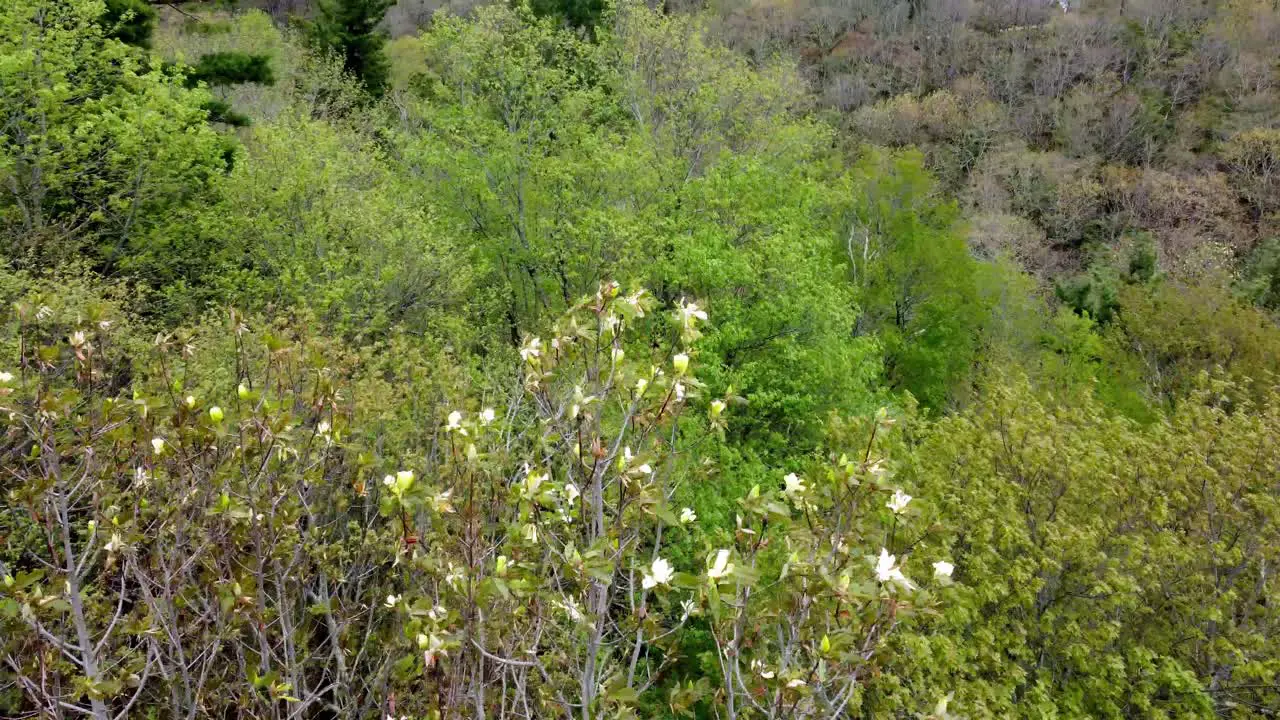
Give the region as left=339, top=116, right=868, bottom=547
left=1111, top=276, right=1280, bottom=406
left=0, top=284, right=937, bottom=718
left=0, top=0, right=228, bottom=270
left=185, top=50, right=275, bottom=87
left=200, top=97, right=252, bottom=126
left=402, top=5, right=880, bottom=449
left=850, top=149, right=990, bottom=409
left=1241, top=237, right=1280, bottom=312
left=101, top=0, right=156, bottom=47
left=6, top=2, right=1280, bottom=717
left=529, top=0, right=608, bottom=31
left=309, top=0, right=394, bottom=96
left=142, top=110, right=484, bottom=339
left=1055, top=237, right=1160, bottom=326
left=1055, top=264, right=1122, bottom=325
left=863, top=375, right=1280, bottom=718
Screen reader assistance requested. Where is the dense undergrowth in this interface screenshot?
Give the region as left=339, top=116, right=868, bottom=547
left=2, top=0, right=1279, bottom=717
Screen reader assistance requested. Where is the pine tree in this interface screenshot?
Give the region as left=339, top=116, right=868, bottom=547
left=185, top=52, right=275, bottom=88
left=309, top=0, right=394, bottom=97
left=102, top=0, right=157, bottom=47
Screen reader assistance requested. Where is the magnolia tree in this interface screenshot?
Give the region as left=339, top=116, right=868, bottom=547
left=0, top=284, right=953, bottom=719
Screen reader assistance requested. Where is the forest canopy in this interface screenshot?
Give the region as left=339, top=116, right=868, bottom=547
left=2, top=0, right=1279, bottom=717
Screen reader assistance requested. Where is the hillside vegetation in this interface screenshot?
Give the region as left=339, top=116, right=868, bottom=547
left=2, top=0, right=1279, bottom=717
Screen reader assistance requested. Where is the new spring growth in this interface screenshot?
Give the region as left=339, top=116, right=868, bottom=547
left=672, top=353, right=689, bottom=375
left=709, top=399, right=726, bottom=418
left=383, top=470, right=415, bottom=498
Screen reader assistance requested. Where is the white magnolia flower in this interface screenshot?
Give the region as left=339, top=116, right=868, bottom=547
left=317, top=420, right=331, bottom=434
left=384, top=594, right=400, bottom=608
left=874, top=548, right=915, bottom=591
left=151, top=437, right=165, bottom=455
left=563, top=482, right=580, bottom=505
left=611, top=347, right=625, bottom=364
left=524, top=467, right=546, bottom=496
left=428, top=604, right=447, bottom=621
left=886, top=488, right=913, bottom=514
left=523, top=523, right=538, bottom=543
left=624, top=290, right=646, bottom=316
left=677, top=300, right=708, bottom=328
left=783, top=472, right=807, bottom=497
left=444, top=563, right=464, bottom=590
left=104, top=532, right=125, bottom=553
left=445, top=410, right=467, bottom=435
left=184, top=395, right=196, bottom=408
left=751, top=659, right=775, bottom=679
left=672, top=353, right=689, bottom=375
left=69, top=330, right=86, bottom=346
left=679, top=507, right=697, bottom=524
left=933, top=560, right=954, bottom=580
left=642, top=557, right=674, bottom=590
left=635, top=377, right=649, bottom=394
left=519, top=337, right=542, bottom=363
left=382, top=474, right=396, bottom=488
left=636, top=463, right=652, bottom=475
left=394, top=470, right=415, bottom=493
left=707, top=549, right=734, bottom=580
left=0, top=371, right=14, bottom=383
left=709, top=399, right=725, bottom=417
left=432, top=489, right=455, bottom=514
left=786, top=678, right=807, bottom=688
left=674, top=382, right=685, bottom=401
left=480, top=407, right=496, bottom=425
left=417, top=632, right=447, bottom=665
left=209, top=406, right=224, bottom=422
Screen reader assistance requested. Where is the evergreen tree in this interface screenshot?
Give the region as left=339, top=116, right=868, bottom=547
left=309, top=0, right=394, bottom=97
left=185, top=51, right=275, bottom=87
left=102, top=0, right=156, bottom=47
left=529, top=0, right=607, bottom=31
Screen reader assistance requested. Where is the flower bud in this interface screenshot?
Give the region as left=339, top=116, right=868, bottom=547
left=672, top=353, right=689, bottom=375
